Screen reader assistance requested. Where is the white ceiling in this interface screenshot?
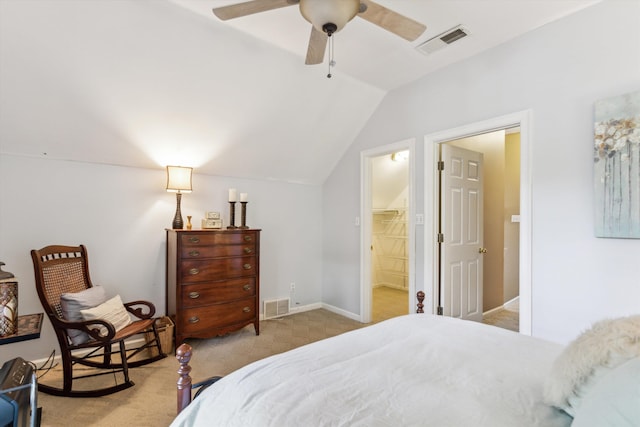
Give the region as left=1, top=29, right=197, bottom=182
left=170, top=0, right=600, bottom=91
left=0, top=0, right=599, bottom=185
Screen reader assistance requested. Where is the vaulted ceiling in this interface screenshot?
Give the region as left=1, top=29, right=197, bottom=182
left=0, top=0, right=598, bottom=185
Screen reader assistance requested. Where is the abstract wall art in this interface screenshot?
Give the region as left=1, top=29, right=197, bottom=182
left=594, top=90, right=640, bottom=238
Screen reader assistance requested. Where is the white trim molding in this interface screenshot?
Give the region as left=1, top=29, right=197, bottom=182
left=424, top=110, right=533, bottom=335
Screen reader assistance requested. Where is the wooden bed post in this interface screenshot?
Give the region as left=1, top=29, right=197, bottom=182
left=416, top=291, right=425, bottom=313
left=176, top=343, right=193, bottom=415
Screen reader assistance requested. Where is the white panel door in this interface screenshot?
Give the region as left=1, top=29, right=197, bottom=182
left=440, top=145, right=484, bottom=322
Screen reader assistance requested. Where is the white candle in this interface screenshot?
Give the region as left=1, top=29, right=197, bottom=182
left=240, top=192, right=248, bottom=202
left=228, top=188, right=237, bottom=202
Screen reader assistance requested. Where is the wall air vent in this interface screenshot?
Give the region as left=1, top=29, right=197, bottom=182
left=416, top=25, right=470, bottom=55
left=264, top=298, right=290, bottom=319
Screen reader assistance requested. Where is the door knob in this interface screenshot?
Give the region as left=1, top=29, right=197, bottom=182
left=478, top=247, right=487, bottom=254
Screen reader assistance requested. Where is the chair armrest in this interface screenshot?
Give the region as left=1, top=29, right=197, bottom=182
left=51, top=317, right=116, bottom=343
left=124, top=300, right=156, bottom=319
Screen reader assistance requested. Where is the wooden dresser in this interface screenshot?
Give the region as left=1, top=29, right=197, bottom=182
left=166, top=229, right=260, bottom=346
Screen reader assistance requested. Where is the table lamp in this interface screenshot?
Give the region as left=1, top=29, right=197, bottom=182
left=166, top=166, right=193, bottom=229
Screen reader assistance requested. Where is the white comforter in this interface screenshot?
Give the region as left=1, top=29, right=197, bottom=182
left=171, top=314, right=571, bottom=427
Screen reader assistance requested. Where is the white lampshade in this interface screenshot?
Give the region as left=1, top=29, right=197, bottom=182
left=166, top=166, right=193, bottom=193
left=300, top=0, right=359, bottom=33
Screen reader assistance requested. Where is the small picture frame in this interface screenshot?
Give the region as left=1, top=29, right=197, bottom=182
left=205, top=211, right=221, bottom=220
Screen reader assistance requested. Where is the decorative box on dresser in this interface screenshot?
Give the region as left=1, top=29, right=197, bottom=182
left=166, top=229, right=260, bottom=346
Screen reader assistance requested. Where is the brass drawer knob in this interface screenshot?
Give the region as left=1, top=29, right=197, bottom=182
left=189, top=268, right=200, bottom=275
left=243, top=284, right=251, bottom=291
left=188, top=292, right=200, bottom=299
left=243, top=264, right=252, bottom=270
left=242, top=307, right=251, bottom=313
left=243, top=247, right=253, bottom=254
left=243, top=235, right=252, bottom=242
left=188, top=316, right=200, bottom=324
left=188, top=237, right=200, bottom=243
left=189, top=250, right=200, bottom=257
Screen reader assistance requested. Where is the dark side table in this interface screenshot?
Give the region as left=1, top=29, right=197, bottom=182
left=0, top=314, right=43, bottom=345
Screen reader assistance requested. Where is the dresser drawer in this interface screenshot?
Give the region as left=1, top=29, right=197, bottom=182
left=181, top=278, right=256, bottom=307
left=179, top=298, right=256, bottom=333
left=180, top=256, right=257, bottom=282
left=180, top=232, right=258, bottom=247
left=180, top=244, right=255, bottom=260
left=167, top=228, right=261, bottom=343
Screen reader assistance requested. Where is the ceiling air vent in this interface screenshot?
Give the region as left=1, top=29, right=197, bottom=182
left=417, top=25, right=470, bottom=55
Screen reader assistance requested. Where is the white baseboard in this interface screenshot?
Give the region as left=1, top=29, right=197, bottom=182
left=290, top=302, right=323, bottom=314
left=504, top=296, right=520, bottom=308
left=483, top=305, right=504, bottom=316
left=319, top=303, right=361, bottom=322
left=483, top=296, right=520, bottom=316
left=259, top=302, right=322, bottom=320
left=259, top=302, right=362, bottom=323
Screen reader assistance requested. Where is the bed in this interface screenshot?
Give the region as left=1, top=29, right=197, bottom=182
left=171, top=309, right=640, bottom=427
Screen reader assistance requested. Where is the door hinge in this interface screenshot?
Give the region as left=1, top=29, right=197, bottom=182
left=437, top=160, right=444, bottom=171
left=437, top=306, right=443, bottom=316
left=437, top=233, right=444, bottom=243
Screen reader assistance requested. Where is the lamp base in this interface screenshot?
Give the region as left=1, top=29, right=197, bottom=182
left=172, top=192, right=184, bottom=229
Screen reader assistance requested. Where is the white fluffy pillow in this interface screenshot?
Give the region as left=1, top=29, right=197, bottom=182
left=544, top=315, right=640, bottom=414
left=80, top=295, right=132, bottom=337
left=60, top=285, right=108, bottom=345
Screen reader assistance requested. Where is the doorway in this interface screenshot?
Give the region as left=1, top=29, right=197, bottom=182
left=360, top=139, right=416, bottom=324
left=440, top=129, right=521, bottom=330
left=424, top=111, right=532, bottom=335
left=371, top=151, right=410, bottom=322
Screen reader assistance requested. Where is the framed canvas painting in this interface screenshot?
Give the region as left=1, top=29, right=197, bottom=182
left=594, top=90, right=640, bottom=238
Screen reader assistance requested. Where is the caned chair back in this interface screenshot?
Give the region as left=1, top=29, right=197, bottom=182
left=31, top=245, right=93, bottom=320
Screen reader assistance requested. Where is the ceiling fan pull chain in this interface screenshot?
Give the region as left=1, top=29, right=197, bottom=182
left=327, top=34, right=334, bottom=78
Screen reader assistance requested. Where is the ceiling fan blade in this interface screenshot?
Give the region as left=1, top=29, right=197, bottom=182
left=213, top=0, right=296, bottom=21
left=358, top=0, right=426, bottom=41
left=305, top=26, right=327, bottom=65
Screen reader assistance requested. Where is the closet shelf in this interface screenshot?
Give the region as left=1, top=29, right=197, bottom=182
left=376, top=270, right=408, bottom=278
left=372, top=207, right=408, bottom=290
left=380, top=219, right=407, bottom=224
left=373, top=209, right=403, bottom=215
left=379, top=255, right=407, bottom=261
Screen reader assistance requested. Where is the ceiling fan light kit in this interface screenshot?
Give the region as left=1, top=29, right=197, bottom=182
left=299, top=0, right=359, bottom=34
left=212, top=0, right=426, bottom=73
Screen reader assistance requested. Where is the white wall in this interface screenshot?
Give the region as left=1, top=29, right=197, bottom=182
left=0, top=154, right=322, bottom=361
left=0, top=0, right=383, bottom=186
left=322, top=0, right=640, bottom=344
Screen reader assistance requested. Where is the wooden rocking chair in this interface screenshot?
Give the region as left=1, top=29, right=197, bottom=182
left=31, top=244, right=167, bottom=397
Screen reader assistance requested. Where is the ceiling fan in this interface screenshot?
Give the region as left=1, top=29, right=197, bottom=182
left=212, top=0, right=426, bottom=65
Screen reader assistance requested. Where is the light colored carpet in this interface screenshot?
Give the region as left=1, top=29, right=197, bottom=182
left=482, top=298, right=520, bottom=332
left=36, top=309, right=364, bottom=427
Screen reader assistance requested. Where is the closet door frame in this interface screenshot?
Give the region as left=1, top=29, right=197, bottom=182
left=360, top=138, right=416, bottom=323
